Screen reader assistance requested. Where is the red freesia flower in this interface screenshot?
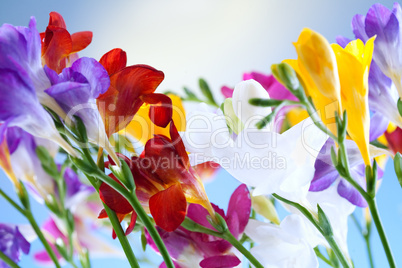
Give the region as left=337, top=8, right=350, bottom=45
left=96, top=48, right=167, bottom=136
left=40, top=12, right=92, bottom=73
left=98, top=118, right=214, bottom=234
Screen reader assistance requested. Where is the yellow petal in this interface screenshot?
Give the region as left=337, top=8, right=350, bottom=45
left=0, top=140, right=19, bottom=188
left=334, top=41, right=371, bottom=165
left=121, top=94, right=186, bottom=144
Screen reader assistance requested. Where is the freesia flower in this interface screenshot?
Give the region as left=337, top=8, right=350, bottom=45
left=183, top=80, right=327, bottom=202
left=99, top=119, right=214, bottom=233
left=0, top=20, right=77, bottom=156
left=332, top=37, right=375, bottom=166
left=121, top=93, right=186, bottom=146
left=44, top=57, right=119, bottom=163
left=286, top=28, right=375, bottom=166
left=0, top=224, right=30, bottom=268
left=4, top=126, right=58, bottom=199
left=221, top=72, right=305, bottom=132
left=146, top=184, right=251, bottom=268
left=284, top=28, right=342, bottom=135
left=0, top=16, right=66, bottom=119
left=352, top=3, right=402, bottom=99
left=310, top=138, right=386, bottom=207
left=96, top=48, right=166, bottom=137
left=336, top=36, right=402, bottom=129
left=245, top=214, right=319, bottom=268
left=40, top=12, right=92, bottom=74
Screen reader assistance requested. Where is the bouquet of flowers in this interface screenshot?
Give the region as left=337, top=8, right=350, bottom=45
left=0, top=3, right=401, bottom=268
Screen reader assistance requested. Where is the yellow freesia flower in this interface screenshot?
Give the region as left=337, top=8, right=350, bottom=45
left=332, top=37, right=375, bottom=166
left=284, top=28, right=342, bottom=135
left=120, top=94, right=186, bottom=144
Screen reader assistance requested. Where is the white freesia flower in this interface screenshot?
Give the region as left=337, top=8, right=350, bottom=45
left=245, top=215, right=319, bottom=268
left=182, top=79, right=327, bottom=202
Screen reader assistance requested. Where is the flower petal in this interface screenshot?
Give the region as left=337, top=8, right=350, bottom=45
left=71, top=31, right=92, bottom=53
left=226, top=184, right=251, bottom=238
left=99, top=48, right=127, bottom=76
left=99, top=174, right=133, bottom=215
left=149, top=184, right=187, bottom=232
left=199, top=255, right=241, bottom=268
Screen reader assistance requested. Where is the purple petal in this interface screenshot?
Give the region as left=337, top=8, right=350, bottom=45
left=63, top=167, right=94, bottom=200
left=369, top=112, right=389, bottom=141
left=226, top=184, right=251, bottom=238
left=200, top=254, right=241, bottom=268
left=69, top=57, right=110, bottom=98
left=338, top=179, right=367, bottom=207
left=310, top=159, right=339, bottom=191
left=187, top=203, right=225, bottom=231
left=145, top=227, right=195, bottom=261
left=46, top=81, right=91, bottom=112
left=0, top=223, right=30, bottom=265
left=352, top=14, right=369, bottom=41
left=335, top=36, right=352, bottom=48
left=310, top=139, right=338, bottom=191
left=15, top=227, right=30, bottom=255
left=365, top=3, right=394, bottom=38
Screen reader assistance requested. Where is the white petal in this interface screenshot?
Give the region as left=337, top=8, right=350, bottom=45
left=232, top=79, right=271, bottom=128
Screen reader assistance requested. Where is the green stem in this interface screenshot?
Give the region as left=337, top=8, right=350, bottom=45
left=0, top=189, right=25, bottom=215
left=0, top=189, right=61, bottom=268
left=364, top=233, right=374, bottom=268
left=272, top=194, right=351, bottom=268
left=25, top=211, right=61, bottom=268
left=367, top=199, right=396, bottom=268
left=222, top=231, right=264, bottom=268
left=0, top=250, right=21, bottom=268
left=351, top=214, right=374, bottom=268
left=103, top=204, right=140, bottom=268
left=300, top=93, right=396, bottom=267
left=314, top=247, right=333, bottom=267
left=90, top=168, right=174, bottom=268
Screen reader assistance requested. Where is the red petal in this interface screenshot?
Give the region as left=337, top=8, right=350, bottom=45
left=48, top=12, right=67, bottom=28
left=142, top=93, right=172, bottom=128
left=97, top=65, right=164, bottom=135
left=170, top=122, right=189, bottom=168
left=149, top=184, right=187, bottom=232
left=125, top=211, right=138, bottom=236
left=42, top=26, right=72, bottom=73
left=97, top=209, right=108, bottom=219
left=71, top=31, right=93, bottom=53
left=99, top=174, right=133, bottom=214
left=99, top=48, right=127, bottom=76
left=385, top=127, right=402, bottom=154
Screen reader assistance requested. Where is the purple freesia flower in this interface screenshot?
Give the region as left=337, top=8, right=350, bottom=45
left=352, top=3, right=402, bottom=99
left=0, top=224, right=30, bottom=268
left=0, top=17, right=65, bottom=118
left=147, top=184, right=251, bottom=268
left=45, top=57, right=117, bottom=161
left=310, top=128, right=385, bottom=207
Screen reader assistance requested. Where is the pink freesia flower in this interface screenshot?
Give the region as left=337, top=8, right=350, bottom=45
left=146, top=184, right=251, bottom=268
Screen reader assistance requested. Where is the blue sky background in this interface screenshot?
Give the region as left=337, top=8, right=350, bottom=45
left=0, top=0, right=401, bottom=267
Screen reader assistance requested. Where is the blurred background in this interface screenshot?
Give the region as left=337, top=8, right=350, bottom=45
left=0, top=0, right=401, bottom=267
